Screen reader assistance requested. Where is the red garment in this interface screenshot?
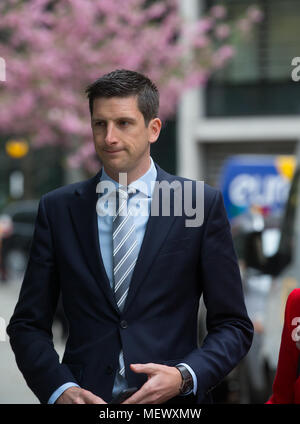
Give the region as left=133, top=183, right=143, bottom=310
left=266, top=288, right=300, bottom=404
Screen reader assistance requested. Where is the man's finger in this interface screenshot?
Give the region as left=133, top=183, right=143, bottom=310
left=72, top=397, right=85, bottom=404
left=82, top=390, right=107, bottom=404
left=130, top=363, right=160, bottom=375
left=122, top=384, right=151, bottom=404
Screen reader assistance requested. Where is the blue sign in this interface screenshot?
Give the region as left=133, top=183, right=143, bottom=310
left=219, top=155, right=295, bottom=221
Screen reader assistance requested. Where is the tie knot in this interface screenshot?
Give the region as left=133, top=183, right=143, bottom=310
left=114, top=187, right=137, bottom=218
left=117, top=186, right=136, bottom=200
left=117, top=188, right=128, bottom=201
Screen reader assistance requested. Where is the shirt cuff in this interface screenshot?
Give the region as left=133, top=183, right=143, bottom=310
left=48, top=382, right=80, bottom=404
left=177, top=363, right=197, bottom=396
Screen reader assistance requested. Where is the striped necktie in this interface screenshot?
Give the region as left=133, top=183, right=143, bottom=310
left=113, top=187, right=138, bottom=379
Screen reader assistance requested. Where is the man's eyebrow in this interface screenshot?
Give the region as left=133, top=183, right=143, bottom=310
left=92, top=116, right=137, bottom=123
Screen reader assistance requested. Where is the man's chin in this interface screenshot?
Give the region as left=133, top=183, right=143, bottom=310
left=101, top=160, right=132, bottom=179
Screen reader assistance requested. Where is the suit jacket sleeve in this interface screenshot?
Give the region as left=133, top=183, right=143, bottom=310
left=6, top=195, right=79, bottom=404
left=181, top=189, right=253, bottom=400
left=266, top=289, right=300, bottom=404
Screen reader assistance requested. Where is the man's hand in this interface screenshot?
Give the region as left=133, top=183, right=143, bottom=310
left=55, top=386, right=107, bottom=404
left=122, top=363, right=182, bottom=404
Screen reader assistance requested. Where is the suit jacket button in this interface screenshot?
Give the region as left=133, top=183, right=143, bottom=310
left=120, top=320, right=128, bottom=329
left=106, top=365, right=113, bottom=375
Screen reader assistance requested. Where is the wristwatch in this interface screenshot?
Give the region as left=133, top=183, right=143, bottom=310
left=175, top=365, right=194, bottom=394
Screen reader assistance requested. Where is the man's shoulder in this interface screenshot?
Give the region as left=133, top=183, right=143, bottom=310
left=41, top=172, right=99, bottom=203
left=158, top=166, right=219, bottom=202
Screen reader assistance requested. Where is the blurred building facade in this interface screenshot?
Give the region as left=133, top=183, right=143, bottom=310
left=2, top=0, right=300, bottom=208
left=178, top=0, right=300, bottom=187
left=177, top=0, right=300, bottom=403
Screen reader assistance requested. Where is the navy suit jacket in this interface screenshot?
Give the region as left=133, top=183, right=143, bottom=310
left=7, top=163, right=253, bottom=404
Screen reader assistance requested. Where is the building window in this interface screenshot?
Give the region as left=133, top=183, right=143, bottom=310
left=205, top=0, right=300, bottom=116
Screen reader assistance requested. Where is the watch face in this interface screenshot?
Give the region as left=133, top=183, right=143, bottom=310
left=181, top=378, right=193, bottom=394
left=177, top=365, right=193, bottom=394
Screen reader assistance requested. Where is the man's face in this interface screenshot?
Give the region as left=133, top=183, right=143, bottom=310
left=91, top=96, right=161, bottom=183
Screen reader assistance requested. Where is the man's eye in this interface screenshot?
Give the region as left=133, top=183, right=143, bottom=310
left=95, top=121, right=105, bottom=127
left=119, top=121, right=129, bottom=127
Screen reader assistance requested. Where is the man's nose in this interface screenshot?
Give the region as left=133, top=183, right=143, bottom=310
left=105, top=123, right=118, bottom=144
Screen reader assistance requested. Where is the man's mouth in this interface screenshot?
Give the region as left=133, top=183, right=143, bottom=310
left=104, top=149, right=123, bottom=154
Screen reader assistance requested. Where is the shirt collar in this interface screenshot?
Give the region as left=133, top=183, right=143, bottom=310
left=99, top=157, right=157, bottom=198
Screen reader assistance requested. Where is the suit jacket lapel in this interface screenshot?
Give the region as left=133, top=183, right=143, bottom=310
left=68, top=170, right=119, bottom=314
left=123, top=164, right=180, bottom=314
left=67, top=163, right=181, bottom=316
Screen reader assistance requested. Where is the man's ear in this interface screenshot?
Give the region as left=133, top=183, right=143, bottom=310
left=148, top=118, right=162, bottom=144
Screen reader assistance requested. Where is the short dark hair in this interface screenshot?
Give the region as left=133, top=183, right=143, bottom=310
left=85, top=69, right=159, bottom=126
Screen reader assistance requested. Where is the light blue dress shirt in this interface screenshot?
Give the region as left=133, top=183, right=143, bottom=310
left=48, top=157, right=197, bottom=403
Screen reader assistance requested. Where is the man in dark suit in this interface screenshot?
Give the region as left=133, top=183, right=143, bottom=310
left=7, top=69, right=253, bottom=404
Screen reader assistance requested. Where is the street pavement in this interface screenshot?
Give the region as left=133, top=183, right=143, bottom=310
left=0, top=276, right=65, bottom=404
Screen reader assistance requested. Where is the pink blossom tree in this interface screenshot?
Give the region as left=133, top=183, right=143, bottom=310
left=0, top=0, right=262, bottom=173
